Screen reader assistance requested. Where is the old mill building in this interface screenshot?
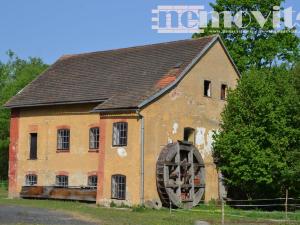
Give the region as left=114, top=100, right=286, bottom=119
left=5, top=35, right=240, bottom=209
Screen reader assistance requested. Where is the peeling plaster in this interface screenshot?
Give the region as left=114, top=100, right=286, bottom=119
left=172, top=122, right=179, bottom=134
left=207, top=131, right=214, bottom=149
left=117, top=147, right=127, bottom=158
left=196, top=128, right=215, bottom=159
left=195, top=128, right=206, bottom=145
left=169, top=89, right=182, bottom=100
left=204, top=130, right=214, bottom=156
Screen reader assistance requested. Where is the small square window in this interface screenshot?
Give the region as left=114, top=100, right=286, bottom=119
left=57, top=129, right=70, bottom=151
left=25, top=174, right=37, bottom=186
left=88, top=175, right=98, bottom=188
left=111, top=175, right=126, bottom=200
left=112, top=122, right=128, bottom=146
left=89, top=127, right=99, bottom=149
left=221, top=84, right=228, bottom=100
left=183, top=127, right=195, bottom=144
left=56, top=175, right=68, bottom=187
left=204, top=80, right=211, bottom=97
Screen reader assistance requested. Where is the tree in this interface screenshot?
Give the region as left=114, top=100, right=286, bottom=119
left=213, top=67, right=300, bottom=199
left=0, top=52, right=48, bottom=180
left=193, top=0, right=300, bottom=73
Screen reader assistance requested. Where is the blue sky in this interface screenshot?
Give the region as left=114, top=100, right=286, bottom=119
left=0, top=0, right=299, bottom=64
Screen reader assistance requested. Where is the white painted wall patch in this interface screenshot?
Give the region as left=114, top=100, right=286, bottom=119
left=117, top=147, right=127, bottom=158
left=195, top=127, right=206, bottom=145
left=172, top=122, right=179, bottom=134
left=207, top=130, right=214, bottom=150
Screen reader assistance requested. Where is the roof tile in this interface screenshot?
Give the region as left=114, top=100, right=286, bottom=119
left=5, top=36, right=216, bottom=110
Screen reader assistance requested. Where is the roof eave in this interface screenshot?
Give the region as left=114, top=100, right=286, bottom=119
left=91, top=107, right=138, bottom=113
left=4, top=99, right=107, bottom=109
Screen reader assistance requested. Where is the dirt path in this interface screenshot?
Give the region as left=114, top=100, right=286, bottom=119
left=0, top=205, right=100, bottom=225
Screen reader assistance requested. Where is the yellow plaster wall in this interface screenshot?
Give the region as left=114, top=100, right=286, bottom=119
left=15, top=104, right=100, bottom=194
left=98, top=115, right=141, bottom=206
left=141, top=41, right=239, bottom=202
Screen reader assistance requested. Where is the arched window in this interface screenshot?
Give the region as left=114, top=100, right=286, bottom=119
left=183, top=127, right=195, bottom=143
left=25, top=174, right=37, bottom=186
left=56, top=175, right=68, bottom=187
left=89, top=127, right=99, bottom=149
left=111, top=174, right=126, bottom=200
left=112, top=122, right=128, bottom=146
left=57, top=129, right=70, bottom=151
left=88, top=175, right=98, bottom=188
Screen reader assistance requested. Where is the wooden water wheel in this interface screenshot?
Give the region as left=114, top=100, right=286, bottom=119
left=156, top=141, right=205, bottom=209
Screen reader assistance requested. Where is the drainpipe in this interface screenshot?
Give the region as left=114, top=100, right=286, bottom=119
left=137, top=110, right=145, bottom=205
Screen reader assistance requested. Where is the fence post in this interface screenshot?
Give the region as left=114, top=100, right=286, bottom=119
left=285, top=189, right=288, bottom=220
left=221, top=198, right=225, bottom=225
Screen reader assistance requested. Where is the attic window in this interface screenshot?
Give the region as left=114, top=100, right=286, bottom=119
left=221, top=84, right=228, bottom=100
left=204, top=80, right=211, bottom=97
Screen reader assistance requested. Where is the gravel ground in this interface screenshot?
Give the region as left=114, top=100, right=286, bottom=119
left=0, top=205, right=100, bottom=225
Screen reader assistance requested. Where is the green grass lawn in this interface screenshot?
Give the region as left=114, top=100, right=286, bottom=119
left=0, top=187, right=299, bottom=225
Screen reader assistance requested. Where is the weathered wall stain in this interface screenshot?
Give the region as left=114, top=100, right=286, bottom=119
left=196, top=127, right=206, bottom=146
left=141, top=41, right=239, bottom=202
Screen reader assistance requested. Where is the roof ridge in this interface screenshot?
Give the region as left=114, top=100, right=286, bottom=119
left=58, top=35, right=218, bottom=61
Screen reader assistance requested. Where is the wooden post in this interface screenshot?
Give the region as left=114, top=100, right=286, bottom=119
left=222, top=198, right=225, bottom=225
left=285, top=189, right=288, bottom=220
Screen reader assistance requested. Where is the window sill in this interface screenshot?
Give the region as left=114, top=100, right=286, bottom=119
left=203, top=95, right=212, bottom=98
left=56, top=150, right=70, bottom=153
left=111, top=197, right=126, bottom=201
left=27, top=158, right=37, bottom=160
left=88, top=149, right=99, bottom=153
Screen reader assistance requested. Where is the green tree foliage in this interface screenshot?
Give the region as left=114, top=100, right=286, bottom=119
left=213, top=67, right=300, bottom=199
left=193, top=0, right=300, bottom=72
left=0, top=51, right=48, bottom=180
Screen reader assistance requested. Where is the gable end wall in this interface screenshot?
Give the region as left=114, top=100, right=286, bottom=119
left=141, top=40, right=239, bottom=202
